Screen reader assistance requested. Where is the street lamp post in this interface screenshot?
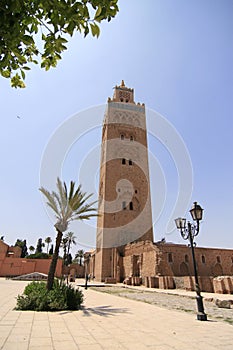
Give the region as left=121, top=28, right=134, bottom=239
left=84, top=254, right=91, bottom=290
left=175, top=202, right=207, bottom=321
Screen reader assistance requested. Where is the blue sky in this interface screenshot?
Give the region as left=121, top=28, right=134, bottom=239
left=0, top=0, right=232, bottom=253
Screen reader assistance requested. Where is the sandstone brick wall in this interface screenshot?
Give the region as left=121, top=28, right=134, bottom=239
left=155, top=243, right=233, bottom=277
left=183, top=276, right=214, bottom=293
left=213, top=276, right=233, bottom=294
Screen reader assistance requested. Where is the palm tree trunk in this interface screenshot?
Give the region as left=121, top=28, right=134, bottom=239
left=47, top=229, right=63, bottom=290
left=67, top=241, right=71, bottom=257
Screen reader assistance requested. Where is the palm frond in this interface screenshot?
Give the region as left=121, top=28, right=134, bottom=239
left=56, top=178, right=67, bottom=217
left=52, top=191, right=63, bottom=216
left=39, top=187, right=60, bottom=216
left=71, top=201, right=99, bottom=221
left=68, top=181, right=76, bottom=202
left=71, top=191, right=94, bottom=212
left=40, top=178, right=98, bottom=232
left=73, top=213, right=99, bottom=221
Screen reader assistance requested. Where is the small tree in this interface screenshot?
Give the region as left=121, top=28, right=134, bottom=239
left=65, top=231, right=77, bottom=258
left=61, top=237, right=68, bottom=265
left=75, top=249, right=84, bottom=266
left=67, top=253, right=72, bottom=265
left=29, top=245, right=35, bottom=253
left=39, top=177, right=98, bottom=290
left=35, top=238, right=43, bottom=254
left=45, top=237, right=52, bottom=253
left=21, top=240, right=28, bottom=258
left=15, top=239, right=23, bottom=248
left=49, top=244, right=54, bottom=255
left=15, top=239, right=28, bottom=257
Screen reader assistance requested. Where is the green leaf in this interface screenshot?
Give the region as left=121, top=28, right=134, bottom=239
left=11, top=74, right=26, bottom=88
left=95, top=6, right=102, bottom=19
left=22, top=35, right=34, bottom=45
left=90, top=23, right=100, bottom=38
left=1, top=70, right=11, bottom=78
left=21, top=69, right=26, bottom=80
left=22, top=66, right=31, bottom=71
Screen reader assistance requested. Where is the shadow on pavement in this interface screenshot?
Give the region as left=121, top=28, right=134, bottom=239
left=81, top=305, right=130, bottom=317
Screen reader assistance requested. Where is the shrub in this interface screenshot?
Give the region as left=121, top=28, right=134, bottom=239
left=15, top=280, right=84, bottom=311
left=26, top=252, right=50, bottom=259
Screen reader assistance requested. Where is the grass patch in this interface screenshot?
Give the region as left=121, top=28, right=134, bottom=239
left=179, top=308, right=193, bottom=313
left=224, top=318, right=233, bottom=325
left=90, top=287, right=140, bottom=294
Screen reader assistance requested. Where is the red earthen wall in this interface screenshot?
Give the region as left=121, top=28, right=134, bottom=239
left=0, top=257, right=63, bottom=277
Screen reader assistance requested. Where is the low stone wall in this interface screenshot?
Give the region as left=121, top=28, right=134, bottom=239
left=123, top=275, right=233, bottom=294
left=143, top=276, right=174, bottom=289
left=105, top=277, right=117, bottom=284
left=158, top=276, right=175, bottom=289
left=213, top=276, right=233, bottom=294
left=173, top=276, right=185, bottom=289
left=183, top=276, right=214, bottom=293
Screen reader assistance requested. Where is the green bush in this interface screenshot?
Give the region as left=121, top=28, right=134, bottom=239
left=26, top=252, right=50, bottom=259
left=15, top=280, right=84, bottom=311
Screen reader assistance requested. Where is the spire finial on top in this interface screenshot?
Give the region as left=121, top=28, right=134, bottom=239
left=121, top=80, right=125, bottom=87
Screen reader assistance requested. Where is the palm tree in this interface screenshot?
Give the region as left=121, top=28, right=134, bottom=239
left=29, top=245, right=35, bottom=253
left=39, top=177, right=97, bottom=290
left=64, top=231, right=77, bottom=258
left=75, top=249, right=84, bottom=266
left=45, top=237, right=52, bottom=253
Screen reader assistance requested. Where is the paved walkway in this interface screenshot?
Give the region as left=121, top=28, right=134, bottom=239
left=0, top=278, right=233, bottom=350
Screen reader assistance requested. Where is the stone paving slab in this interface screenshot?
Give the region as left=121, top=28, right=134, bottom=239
left=0, top=278, right=233, bottom=349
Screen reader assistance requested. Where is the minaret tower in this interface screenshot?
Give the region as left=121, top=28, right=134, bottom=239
left=95, top=81, right=153, bottom=281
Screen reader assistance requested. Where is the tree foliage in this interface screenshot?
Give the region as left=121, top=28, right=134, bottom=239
left=29, top=245, right=35, bottom=252
left=49, top=244, right=54, bottom=255
left=65, top=231, right=77, bottom=257
left=15, top=279, right=84, bottom=311
left=15, top=239, right=28, bottom=258
left=35, top=238, right=43, bottom=253
left=45, top=236, right=52, bottom=253
left=26, top=252, right=50, bottom=259
left=0, top=0, right=119, bottom=88
left=75, top=249, right=84, bottom=265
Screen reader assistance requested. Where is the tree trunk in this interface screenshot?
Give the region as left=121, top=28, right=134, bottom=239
left=47, top=229, right=63, bottom=290
left=67, top=241, right=71, bottom=257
